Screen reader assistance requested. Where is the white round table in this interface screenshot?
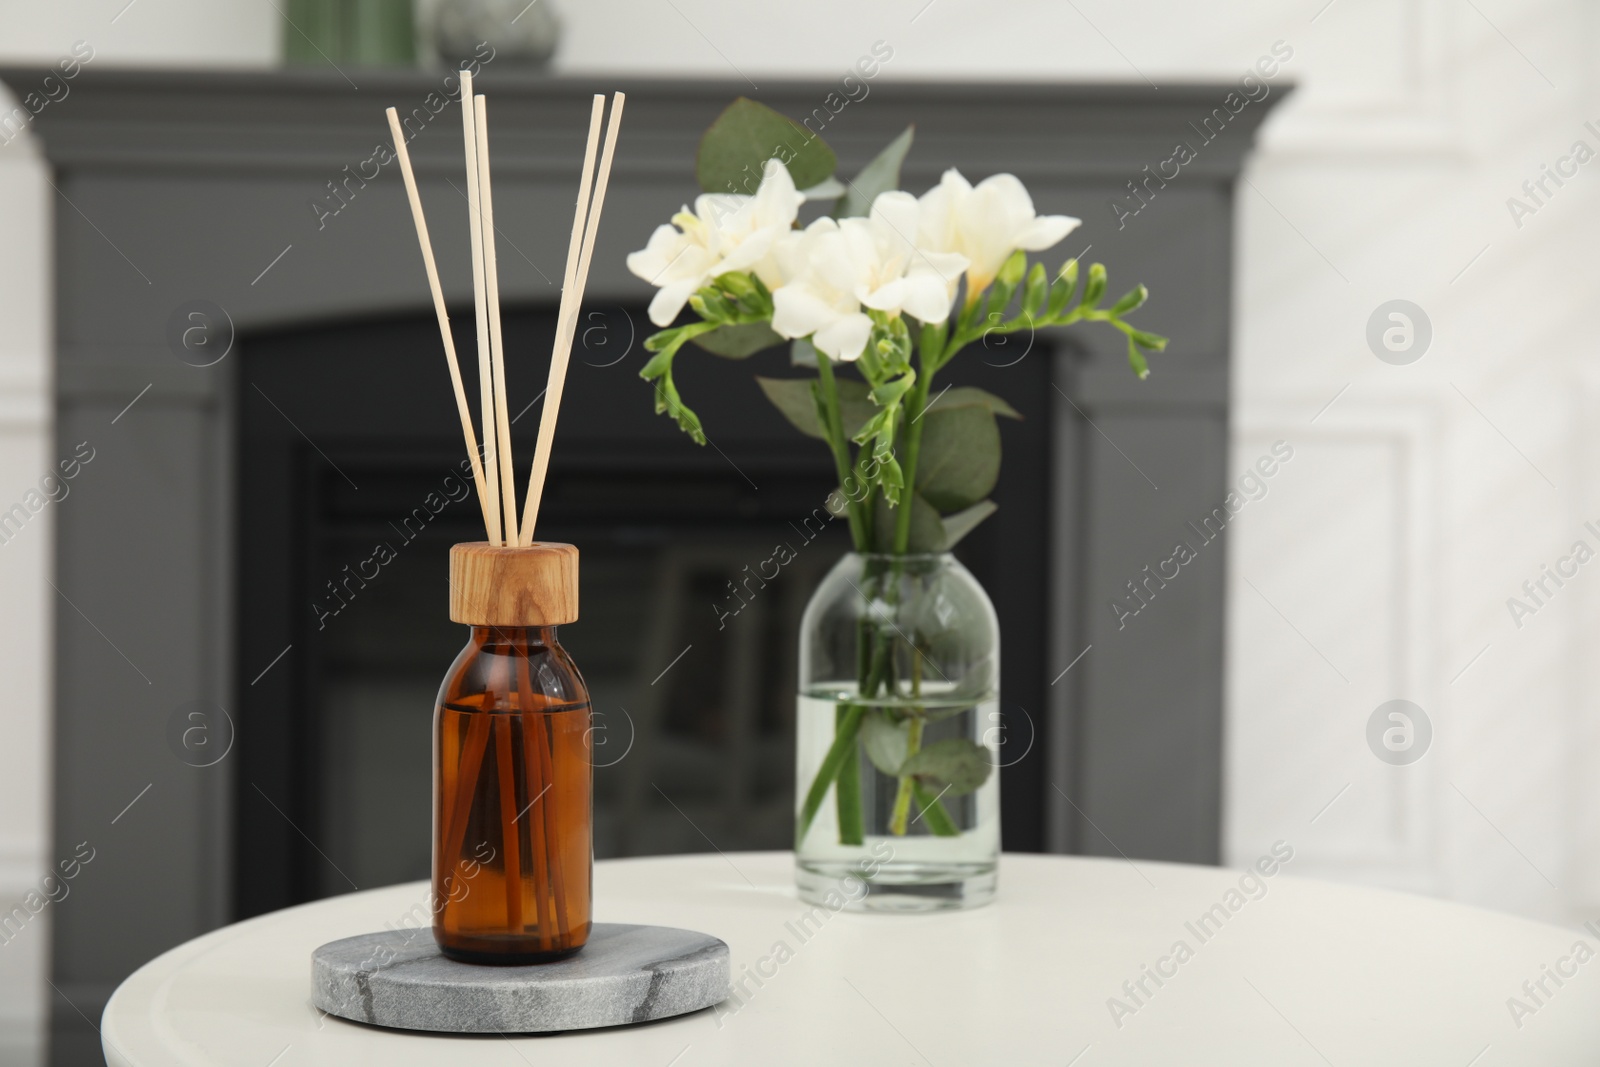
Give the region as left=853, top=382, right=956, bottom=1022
left=103, top=852, right=1600, bottom=1065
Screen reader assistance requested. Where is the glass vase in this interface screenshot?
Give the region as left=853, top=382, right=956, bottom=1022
left=795, top=552, right=1000, bottom=911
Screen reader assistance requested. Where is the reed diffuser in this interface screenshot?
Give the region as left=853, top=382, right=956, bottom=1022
left=384, top=74, right=624, bottom=962
left=436, top=544, right=590, bottom=961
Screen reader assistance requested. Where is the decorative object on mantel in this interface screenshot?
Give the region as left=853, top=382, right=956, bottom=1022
left=628, top=99, right=1167, bottom=910
left=302, top=72, right=725, bottom=1032
left=311, top=923, right=729, bottom=1032
left=432, top=0, right=562, bottom=68
left=283, top=0, right=416, bottom=67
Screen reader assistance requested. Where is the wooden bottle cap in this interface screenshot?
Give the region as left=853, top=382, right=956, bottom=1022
left=449, top=542, right=579, bottom=627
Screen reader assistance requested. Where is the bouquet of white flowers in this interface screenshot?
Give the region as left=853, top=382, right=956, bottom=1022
left=629, top=98, right=1164, bottom=557
left=628, top=99, right=1166, bottom=856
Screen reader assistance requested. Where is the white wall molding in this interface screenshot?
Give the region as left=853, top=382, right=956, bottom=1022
left=0, top=368, right=50, bottom=430
left=1563, top=362, right=1600, bottom=915
left=0, top=840, right=44, bottom=892
left=1262, top=0, right=1467, bottom=160
left=1229, top=397, right=1443, bottom=896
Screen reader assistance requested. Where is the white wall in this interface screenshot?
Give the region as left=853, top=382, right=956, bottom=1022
left=1, top=0, right=1595, bottom=1061
left=1223, top=0, right=1600, bottom=929
left=0, top=6, right=273, bottom=1063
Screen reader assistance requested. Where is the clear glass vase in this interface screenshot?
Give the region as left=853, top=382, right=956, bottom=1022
left=795, top=552, right=1000, bottom=911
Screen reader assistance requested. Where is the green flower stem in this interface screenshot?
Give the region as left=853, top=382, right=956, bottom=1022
left=833, top=604, right=884, bottom=846
left=796, top=702, right=865, bottom=845
left=911, top=781, right=960, bottom=837
left=891, top=367, right=932, bottom=554
left=888, top=641, right=928, bottom=836
left=888, top=714, right=924, bottom=835
left=849, top=445, right=882, bottom=548
left=890, top=319, right=971, bottom=552
left=813, top=354, right=869, bottom=552
left=885, top=334, right=942, bottom=835
left=834, top=705, right=864, bottom=845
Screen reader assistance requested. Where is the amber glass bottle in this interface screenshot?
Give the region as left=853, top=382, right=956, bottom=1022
left=434, top=542, right=591, bottom=963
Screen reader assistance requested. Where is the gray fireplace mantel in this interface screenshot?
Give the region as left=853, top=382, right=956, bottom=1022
left=3, top=67, right=1282, bottom=1063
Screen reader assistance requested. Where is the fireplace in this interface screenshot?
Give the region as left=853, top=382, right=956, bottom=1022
left=6, top=67, right=1278, bottom=1061
left=235, top=302, right=1053, bottom=915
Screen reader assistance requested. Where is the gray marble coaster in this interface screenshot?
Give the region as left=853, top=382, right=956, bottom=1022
left=311, top=923, right=728, bottom=1033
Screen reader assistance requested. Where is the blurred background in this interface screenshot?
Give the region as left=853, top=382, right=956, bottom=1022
left=1, top=0, right=1596, bottom=1063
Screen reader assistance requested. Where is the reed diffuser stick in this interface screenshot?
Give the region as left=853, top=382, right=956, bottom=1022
left=517, top=94, right=610, bottom=545
left=492, top=716, right=523, bottom=931
left=520, top=93, right=626, bottom=544
left=474, top=93, right=519, bottom=542
left=531, top=707, right=571, bottom=936
left=440, top=710, right=491, bottom=891
left=510, top=627, right=569, bottom=942
left=383, top=107, right=494, bottom=535
left=459, top=69, right=503, bottom=545
left=516, top=642, right=561, bottom=948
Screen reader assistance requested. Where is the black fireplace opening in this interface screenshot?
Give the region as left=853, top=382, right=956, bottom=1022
left=235, top=303, right=1053, bottom=919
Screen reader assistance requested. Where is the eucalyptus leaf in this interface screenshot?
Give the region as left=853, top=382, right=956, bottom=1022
left=870, top=492, right=945, bottom=553
left=691, top=322, right=783, bottom=359
left=922, top=700, right=985, bottom=723
left=922, top=386, right=1022, bottom=420
left=940, top=499, right=997, bottom=549
left=756, top=376, right=875, bottom=440
left=696, top=97, right=837, bottom=194
left=902, top=738, right=993, bottom=797
left=914, top=405, right=1001, bottom=512
left=836, top=125, right=914, bottom=218
left=790, top=338, right=820, bottom=367
left=801, top=177, right=847, bottom=201
left=860, top=710, right=910, bottom=776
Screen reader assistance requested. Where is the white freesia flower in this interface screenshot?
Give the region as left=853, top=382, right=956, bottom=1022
left=770, top=192, right=968, bottom=361
left=626, top=158, right=807, bottom=327
left=916, top=169, right=1080, bottom=297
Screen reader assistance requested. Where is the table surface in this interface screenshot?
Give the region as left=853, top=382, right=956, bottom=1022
left=103, top=851, right=1600, bottom=1066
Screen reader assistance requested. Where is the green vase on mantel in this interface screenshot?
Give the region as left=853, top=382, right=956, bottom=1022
left=283, top=0, right=416, bottom=67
